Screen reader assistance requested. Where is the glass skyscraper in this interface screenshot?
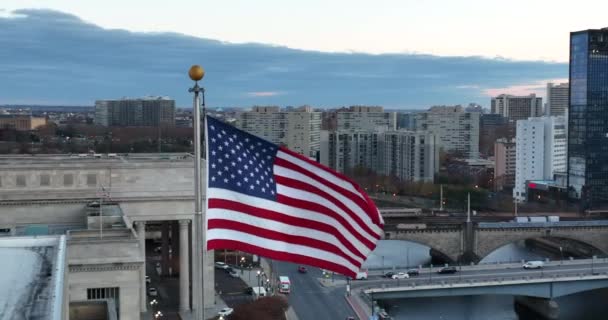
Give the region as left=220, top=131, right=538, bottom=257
left=568, top=28, right=608, bottom=210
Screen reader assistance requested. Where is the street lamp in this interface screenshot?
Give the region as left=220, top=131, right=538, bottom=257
left=559, top=247, right=564, bottom=266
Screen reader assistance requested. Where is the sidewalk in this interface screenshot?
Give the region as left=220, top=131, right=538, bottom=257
left=177, top=294, right=229, bottom=320
left=344, top=289, right=372, bottom=320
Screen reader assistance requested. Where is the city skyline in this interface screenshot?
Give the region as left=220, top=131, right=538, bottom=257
left=0, top=9, right=568, bottom=107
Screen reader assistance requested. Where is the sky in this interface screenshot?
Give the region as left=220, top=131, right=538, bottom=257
left=4, top=0, right=607, bottom=61
left=1, top=1, right=594, bottom=107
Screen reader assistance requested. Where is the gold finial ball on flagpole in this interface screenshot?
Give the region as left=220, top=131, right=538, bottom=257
left=189, top=65, right=205, bottom=81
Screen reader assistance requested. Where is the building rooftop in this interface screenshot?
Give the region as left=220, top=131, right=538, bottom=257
left=0, top=236, right=66, bottom=320
left=0, top=153, right=194, bottom=166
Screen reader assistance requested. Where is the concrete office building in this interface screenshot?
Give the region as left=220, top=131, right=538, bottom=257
left=546, top=82, right=569, bottom=116
left=568, top=28, right=608, bottom=208
left=415, top=105, right=480, bottom=159
left=0, top=153, right=217, bottom=320
left=494, top=138, right=516, bottom=191
left=336, top=106, right=397, bottom=132
left=237, top=106, right=321, bottom=158
left=95, top=96, right=175, bottom=127
left=491, top=94, right=543, bottom=121
left=0, top=114, right=47, bottom=130
left=514, top=116, right=567, bottom=202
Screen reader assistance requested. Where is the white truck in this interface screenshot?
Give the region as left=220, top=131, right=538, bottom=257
left=278, top=276, right=291, bottom=293
left=252, top=286, right=267, bottom=298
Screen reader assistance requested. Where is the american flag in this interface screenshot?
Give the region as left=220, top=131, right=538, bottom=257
left=205, top=116, right=383, bottom=277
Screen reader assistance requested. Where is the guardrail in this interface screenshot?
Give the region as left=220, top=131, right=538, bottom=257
left=362, top=268, right=608, bottom=293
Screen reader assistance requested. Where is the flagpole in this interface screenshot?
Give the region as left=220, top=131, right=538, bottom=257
left=189, top=65, right=205, bottom=320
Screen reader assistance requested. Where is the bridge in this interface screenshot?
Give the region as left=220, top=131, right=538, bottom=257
left=358, top=258, right=608, bottom=319
left=384, top=220, right=608, bottom=263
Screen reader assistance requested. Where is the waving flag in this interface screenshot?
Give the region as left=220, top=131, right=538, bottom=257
left=205, top=116, right=383, bottom=277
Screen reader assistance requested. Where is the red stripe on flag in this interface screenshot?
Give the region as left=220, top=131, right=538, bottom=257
left=276, top=194, right=378, bottom=251
left=275, top=175, right=381, bottom=240
left=207, top=239, right=357, bottom=278
left=278, top=147, right=382, bottom=225
left=274, top=157, right=377, bottom=219
left=208, top=198, right=367, bottom=260
left=207, top=219, right=363, bottom=268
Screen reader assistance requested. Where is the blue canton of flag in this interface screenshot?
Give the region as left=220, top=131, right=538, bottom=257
left=207, top=117, right=278, bottom=201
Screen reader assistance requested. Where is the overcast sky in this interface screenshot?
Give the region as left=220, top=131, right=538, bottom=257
left=0, top=3, right=584, bottom=107
left=4, top=0, right=607, bottom=61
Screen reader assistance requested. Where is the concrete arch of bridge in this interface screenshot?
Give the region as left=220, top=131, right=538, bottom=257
left=477, top=235, right=606, bottom=262
left=388, top=239, right=458, bottom=264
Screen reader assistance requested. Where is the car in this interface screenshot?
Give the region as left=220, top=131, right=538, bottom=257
left=354, top=271, right=368, bottom=280
left=147, top=287, right=158, bottom=297
left=437, top=266, right=458, bottom=274
left=215, top=261, right=229, bottom=270
left=346, top=317, right=356, bottom=320
left=218, top=307, right=234, bottom=317
left=523, top=261, right=545, bottom=269
left=298, top=266, right=308, bottom=273
left=244, top=287, right=253, bottom=295
left=229, top=270, right=239, bottom=278
left=225, top=267, right=234, bottom=274
left=391, top=272, right=409, bottom=279
left=145, top=275, right=151, bottom=283
left=383, top=272, right=395, bottom=278
left=406, top=269, right=420, bottom=276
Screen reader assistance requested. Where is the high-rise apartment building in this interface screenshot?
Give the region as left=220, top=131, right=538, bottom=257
left=546, top=82, right=569, bottom=116
left=237, top=106, right=321, bottom=158
left=568, top=28, right=608, bottom=208
left=491, top=94, right=543, bottom=121
left=397, top=112, right=417, bottom=130
left=514, top=116, right=567, bottom=201
left=320, top=129, right=437, bottom=182
left=415, top=105, right=480, bottom=159
left=320, top=131, right=381, bottom=174
left=95, top=96, right=175, bottom=127
left=336, top=106, right=397, bottom=131
left=494, top=138, right=516, bottom=191
left=378, top=131, right=438, bottom=182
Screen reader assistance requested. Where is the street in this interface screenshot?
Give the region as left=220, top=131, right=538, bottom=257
left=273, top=261, right=356, bottom=320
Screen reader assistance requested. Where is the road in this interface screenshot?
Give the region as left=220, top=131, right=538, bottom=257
left=353, top=259, right=608, bottom=289
left=273, top=261, right=357, bottom=320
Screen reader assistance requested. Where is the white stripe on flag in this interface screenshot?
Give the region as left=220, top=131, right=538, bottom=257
left=276, top=184, right=382, bottom=241
left=207, top=188, right=371, bottom=256
left=276, top=150, right=366, bottom=201
left=207, top=228, right=360, bottom=274
left=274, top=165, right=379, bottom=229
left=207, top=208, right=365, bottom=264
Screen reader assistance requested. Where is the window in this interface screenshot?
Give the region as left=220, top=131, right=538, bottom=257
left=64, top=174, right=74, bottom=186
left=86, top=174, right=97, bottom=186
left=16, top=175, right=26, bottom=187
left=87, top=287, right=120, bottom=314
left=87, top=287, right=119, bottom=300
left=40, top=174, right=50, bottom=186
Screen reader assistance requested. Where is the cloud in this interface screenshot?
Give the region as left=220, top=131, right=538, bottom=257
left=247, top=91, right=283, bottom=97
left=0, top=9, right=568, bottom=108
left=483, top=78, right=569, bottom=97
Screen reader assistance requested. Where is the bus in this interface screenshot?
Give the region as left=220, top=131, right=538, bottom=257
left=278, top=276, right=291, bottom=293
